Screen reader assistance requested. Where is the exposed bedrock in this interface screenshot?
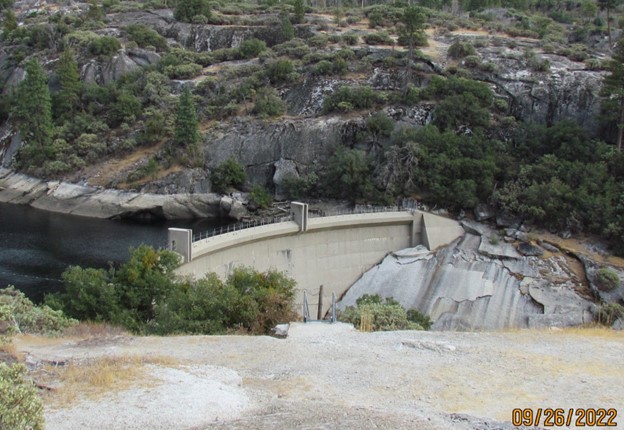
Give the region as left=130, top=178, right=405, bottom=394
left=338, top=229, right=596, bottom=331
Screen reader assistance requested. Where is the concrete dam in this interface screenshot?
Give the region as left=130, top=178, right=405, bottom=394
left=170, top=203, right=464, bottom=316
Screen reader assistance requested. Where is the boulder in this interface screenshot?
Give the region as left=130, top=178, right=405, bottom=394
left=127, top=48, right=161, bottom=67
left=496, top=212, right=522, bottom=229
left=474, top=203, right=495, bottom=221
left=273, top=158, right=299, bottom=200
left=228, top=199, right=248, bottom=221
left=517, top=242, right=544, bottom=257
left=101, top=52, right=140, bottom=84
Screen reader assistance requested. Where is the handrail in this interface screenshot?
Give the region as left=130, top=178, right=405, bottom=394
left=192, top=213, right=294, bottom=242
left=191, top=198, right=421, bottom=243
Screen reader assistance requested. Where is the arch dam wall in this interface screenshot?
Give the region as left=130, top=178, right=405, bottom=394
left=170, top=203, right=464, bottom=316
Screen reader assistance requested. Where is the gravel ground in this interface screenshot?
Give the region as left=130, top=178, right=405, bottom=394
left=14, top=323, right=624, bottom=430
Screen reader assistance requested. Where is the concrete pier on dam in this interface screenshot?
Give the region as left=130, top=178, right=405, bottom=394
left=169, top=203, right=464, bottom=316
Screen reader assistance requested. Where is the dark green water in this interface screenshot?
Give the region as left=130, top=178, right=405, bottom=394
left=0, top=202, right=225, bottom=302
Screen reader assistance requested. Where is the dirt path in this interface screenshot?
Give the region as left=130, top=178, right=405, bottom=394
left=14, top=323, right=624, bottom=429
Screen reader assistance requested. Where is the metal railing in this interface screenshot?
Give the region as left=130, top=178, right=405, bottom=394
left=192, top=213, right=294, bottom=242
left=191, top=199, right=420, bottom=243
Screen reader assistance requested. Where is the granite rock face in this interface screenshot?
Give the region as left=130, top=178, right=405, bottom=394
left=0, top=168, right=235, bottom=220
left=338, top=231, right=595, bottom=330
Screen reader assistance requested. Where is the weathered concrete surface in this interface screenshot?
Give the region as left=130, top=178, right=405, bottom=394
left=0, top=168, right=226, bottom=219
left=339, top=233, right=595, bottom=330
left=177, top=211, right=464, bottom=316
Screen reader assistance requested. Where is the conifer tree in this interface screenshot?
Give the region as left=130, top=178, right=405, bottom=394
left=174, top=87, right=200, bottom=148
left=54, top=49, right=81, bottom=123
left=400, top=6, right=426, bottom=96
left=13, top=58, right=54, bottom=168
left=602, top=35, right=624, bottom=151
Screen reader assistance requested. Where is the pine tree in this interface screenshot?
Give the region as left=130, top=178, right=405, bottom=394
left=293, top=0, right=305, bottom=24
left=53, top=49, right=81, bottom=123
left=174, top=87, right=200, bottom=148
left=400, top=6, right=426, bottom=96
left=601, top=35, right=624, bottom=151
left=13, top=58, right=54, bottom=168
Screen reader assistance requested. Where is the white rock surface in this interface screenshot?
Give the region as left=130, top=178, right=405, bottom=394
left=339, top=233, right=594, bottom=330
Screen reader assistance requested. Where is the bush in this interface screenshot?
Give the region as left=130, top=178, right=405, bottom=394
left=363, top=31, right=394, bottom=45
left=447, top=40, right=476, bottom=59
left=249, top=185, right=273, bottom=209
left=281, top=172, right=318, bottom=200
left=164, top=63, right=203, bottom=79
left=307, top=34, right=328, bottom=48
left=406, top=308, right=432, bottom=330
left=253, top=87, right=286, bottom=117
left=340, top=294, right=425, bottom=331
left=239, top=38, right=266, bottom=58
left=125, top=24, right=167, bottom=51
left=342, top=33, right=358, bottom=46
left=596, top=303, right=624, bottom=325
left=0, top=286, right=77, bottom=335
left=0, top=363, right=44, bottom=430
left=88, top=35, right=121, bottom=57
left=48, top=247, right=297, bottom=335
left=212, top=157, right=246, bottom=193
left=323, top=85, right=382, bottom=113
left=266, top=59, right=296, bottom=84
left=323, top=147, right=378, bottom=203
left=595, top=268, right=621, bottom=292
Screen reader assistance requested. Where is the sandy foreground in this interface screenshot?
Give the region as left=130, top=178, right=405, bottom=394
left=13, top=323, right=624, bottom=430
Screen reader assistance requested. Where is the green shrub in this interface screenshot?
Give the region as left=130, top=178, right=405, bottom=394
left=281, top=172, right=318, bottom=199
left=88, top=35, right=121, bottom=57
left=266, top=59, right=296, bottom=84
left=253, top=87, right=286, bottom=117
left=323, top=147, right=378, bottom=203
left=175, top=0, right=211, bottom=22
left=272, top=38, right=310, bottom=59
left=307, top=34, right=328, bottom=48
left=239, top=38, right=266, bottom=58
left=164, top=63, right=203, bottom=79
left=448, top=40, right=476, bottom=59
left=212, top=157, right=247, bottom=192
left=249, top=185, right=273, bottom=209
left=0, top=363, right=44, bottom=430
left=595, top=268, right=621, bottom=292
left=596, top=303, right=624, bottom=325
left=463, top=55, right=481, bottom=68
left=342, top=33, right=358, bottom=46
left=323, top=85, right=382, bottom=113
left=340, top=294, right=425, bottom=331
left=363, top=31, right=394, bottom=45
left=125, top=24, right=167, bottom=51
left=406, top=308, right=432, bottom=330
left=0, top=286, right=77, bottom=335
left=312, top=60, right=333, bottom=75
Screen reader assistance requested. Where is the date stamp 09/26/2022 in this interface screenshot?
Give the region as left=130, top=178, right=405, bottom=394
left=512, top=408, right=619, bottom=427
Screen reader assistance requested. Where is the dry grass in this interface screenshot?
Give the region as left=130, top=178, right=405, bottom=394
left=62, top=321, right=130, bottom=339
left=42, top=355, right=180, bottom=408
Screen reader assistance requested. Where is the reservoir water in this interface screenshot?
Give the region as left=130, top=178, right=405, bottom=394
left=0, top=202, right=225, bottom=302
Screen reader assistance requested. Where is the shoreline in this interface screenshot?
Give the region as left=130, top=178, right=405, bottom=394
left=0, top=167, right=246, bottom=221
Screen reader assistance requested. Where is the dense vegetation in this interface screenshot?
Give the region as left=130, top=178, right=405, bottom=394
left=339, top=294, right=432, bottom=331
left=44, top=245, right=298, bottom=335
left=1, top=0, right=624, bottom=252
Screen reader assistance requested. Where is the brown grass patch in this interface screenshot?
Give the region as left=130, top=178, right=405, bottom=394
left=41, top=355, right=180, bottom=408
left=62, top=321, right=130, bottom=339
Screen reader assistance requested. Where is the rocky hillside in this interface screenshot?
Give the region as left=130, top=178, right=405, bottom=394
left=0, top=0, right=623, bottom=251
